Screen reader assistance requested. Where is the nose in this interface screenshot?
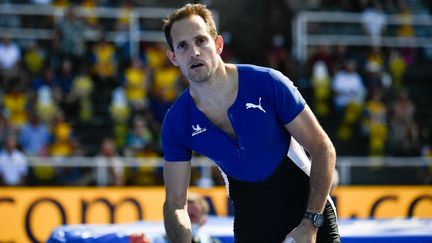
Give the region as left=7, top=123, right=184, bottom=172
left=190, top=44, right=200, bottom=57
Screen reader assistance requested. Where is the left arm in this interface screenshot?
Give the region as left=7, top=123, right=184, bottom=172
left=284, top=105, right=336, bottom=242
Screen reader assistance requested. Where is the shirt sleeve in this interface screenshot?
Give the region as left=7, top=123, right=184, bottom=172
left=161, top=110, right=192, bottom=162
left=268, top=69, right=306, bottom=124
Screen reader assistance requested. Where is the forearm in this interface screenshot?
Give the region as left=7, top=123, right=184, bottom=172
left=306, top=138, right=336, bottom=212
left=163, top=200, right=192, bottom=243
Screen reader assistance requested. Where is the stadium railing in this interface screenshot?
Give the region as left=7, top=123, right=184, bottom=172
left=292, top=11, right=432, bottom=62
left=16, top=155, right=432, bottom=186
left=0, top=3, right=218, bottom=57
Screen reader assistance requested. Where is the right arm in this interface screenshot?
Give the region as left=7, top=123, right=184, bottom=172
left=163, top=160, right=192, bottom=243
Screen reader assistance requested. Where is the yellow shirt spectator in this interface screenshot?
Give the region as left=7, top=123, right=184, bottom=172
left=93, top=41, right=116, bottom=78
left=50, top=122, right=73, bottom=156
left=146, top=43, right=166, bottom=70
left=82, top=0, right=98, bottom=26
left=3, top=91, right=27, bottom=129
left=24, top=45, right=44, bottom=75
left=152, top=65, right=180, bottom=103
left=125, top=59, right=149, bottom=103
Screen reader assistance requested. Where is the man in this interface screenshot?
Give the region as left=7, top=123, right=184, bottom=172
left=0, top=135, right=28, bottom=186
left=161, top=4, right=340, bottom=243
left=154, top=193, right=221, bottom=243
left=185, top=193, right=220, bottom=243
left=19, top=113, right=50, bottom=156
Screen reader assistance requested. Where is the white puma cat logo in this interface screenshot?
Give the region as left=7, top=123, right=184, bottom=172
left=245, top=97, right=266, bottom=113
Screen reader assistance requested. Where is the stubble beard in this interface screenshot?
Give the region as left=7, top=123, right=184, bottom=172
left=187, top=65, right=214, bottom=84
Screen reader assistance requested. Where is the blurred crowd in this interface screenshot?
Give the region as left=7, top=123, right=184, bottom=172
left=0, top=0, right=431, bottom=187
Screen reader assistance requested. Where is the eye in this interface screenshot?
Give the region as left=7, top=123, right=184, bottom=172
left=177, top=42, right=186, bottom=50
left=196, top=37, right=207, bottom=45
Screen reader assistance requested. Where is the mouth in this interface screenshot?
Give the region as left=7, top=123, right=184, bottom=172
left=190, top=62, right=204, bottom=69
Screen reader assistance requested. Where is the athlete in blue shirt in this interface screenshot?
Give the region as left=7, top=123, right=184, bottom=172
left=161, top=4, right=340, bottom=243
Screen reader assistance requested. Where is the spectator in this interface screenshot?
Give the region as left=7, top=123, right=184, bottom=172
left=0, top=34, right=20, bottom=70
left=68, top=69, right=94, bottom=121
left=31, top=67, right=62, bottom=106
left=361, top=1, right=386, bottom=46
left=364, top=47, right=392, bottom=96
left=2, top=81, right=28, bottom=130
left=311, top=60, right=331, bottom=117
left=388, top=90, right=419, bottom=155
left=19, top=113, right=50, bottom=156
left=0, top=34, right=21, bottom=85
left=24, top=41, right=46, bottom=78
left=150, top=59, right=181, bottom=123
left=94, top=138, right=124, bottom=186
left=365, top=46, right=384, bottom=74
left=49, top=112, right=74, bottom=157
left=124, top=58, right=150, bottom=113
left=55, top=59, right=75, bottom=96
left=331, top=45, right=353, bottom=74
left=116, top=0, right=133, bottom=30
left=332, top=60, right=366, bottom=113
left=81, top=0, right=99, bottom=28
left=332, top=59, right=366, bottom=140
left=145, top=42, right=167, bottom=71
left=36, top=85, right=58, bottom=124
left=56, top=7, right=87, bottom=71
left=153, top=193, right=221, bottom=243
left=396, top=2, right=415, bottom=38
left=31, top=67, right=58, bottom=92
left=0, top=135, right=28, bottom=186
left=362, top=90, right=388, bottom=156
left=110, top=87, right=130, bottom=147
left=92, top=38, right=117, bottom=91
left=307, top=44, right=333, bottom=76
left=55, top=60, right=76, bottom=117
left=124, top=116, right=153, bottom=157
left=388, top=49, right=406, bottom=89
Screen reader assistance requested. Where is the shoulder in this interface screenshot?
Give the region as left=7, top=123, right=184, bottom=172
left=237, top=64, right=286, bottom=88
left=162, top=89, right=191, bottom=137
left=163, top=89, right=190, bottom=122
left=237, top=64, right=287, bottom=81
left=12, top=151, right=27, bottom=161
left=237, top=64, right=274, bottom=76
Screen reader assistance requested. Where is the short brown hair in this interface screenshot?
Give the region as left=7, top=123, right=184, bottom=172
left=187, top=192, right=209, bottom=215
left=162, top=3, right=218, bottom=51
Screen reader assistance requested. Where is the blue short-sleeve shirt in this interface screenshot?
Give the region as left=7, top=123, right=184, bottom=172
left=162, top=64, right=306, bottom=182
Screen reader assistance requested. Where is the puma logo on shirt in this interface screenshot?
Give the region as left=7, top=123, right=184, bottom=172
left=246, top=97, right=266, bottom=113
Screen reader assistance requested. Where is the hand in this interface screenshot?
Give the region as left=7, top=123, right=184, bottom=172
left=282, top=219, right=318, bottom=243
left=129, top=232, right=151, bottom=243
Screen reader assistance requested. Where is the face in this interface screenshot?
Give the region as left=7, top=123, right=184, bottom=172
left=167, top=15, right=223, bottom=84
left=187, top=200, right=206, bottom=226
left=5, top=138, right=16, bottom=151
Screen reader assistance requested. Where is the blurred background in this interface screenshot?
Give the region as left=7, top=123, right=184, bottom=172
left=0, top=0, right=431, bottom=242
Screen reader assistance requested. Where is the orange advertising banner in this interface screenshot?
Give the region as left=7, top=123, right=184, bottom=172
left=0, top=186, right=431, bottom=243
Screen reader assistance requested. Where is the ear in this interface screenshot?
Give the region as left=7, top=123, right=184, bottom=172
left=166, top=50, right=179, bottom=67
left=215, top=35, right=224, bottom=55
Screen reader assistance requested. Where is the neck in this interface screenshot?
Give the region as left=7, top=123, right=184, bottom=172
left=189, top=62, right=236, bottom=105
